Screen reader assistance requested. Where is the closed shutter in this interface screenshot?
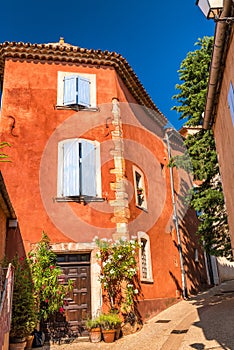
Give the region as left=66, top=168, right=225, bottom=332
left=80, top=140, right=96, bottom=197
left=228, top=82, right=234, bottom=125
left=78, top=77, right=90, bottom=107
left=63, top=140, right=80, bottom=196
left=63, top=76, right=78, bottom=105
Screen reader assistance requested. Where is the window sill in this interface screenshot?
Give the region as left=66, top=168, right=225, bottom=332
left=54, top=105, right=99, bottom=112
left=140, top=278, right=154, bottom=284
left=55, top=196, right=105, bottom=204
left=136, top=205, right=148, bottom=213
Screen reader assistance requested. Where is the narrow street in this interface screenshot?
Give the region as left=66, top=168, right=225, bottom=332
left=46, top=280, right=234, bottom=350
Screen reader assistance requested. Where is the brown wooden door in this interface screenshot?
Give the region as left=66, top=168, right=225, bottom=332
left=57, top=253, right=91, bottom=337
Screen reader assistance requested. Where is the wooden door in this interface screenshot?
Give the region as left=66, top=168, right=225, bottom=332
left=57, top=253, right=91, bottom=337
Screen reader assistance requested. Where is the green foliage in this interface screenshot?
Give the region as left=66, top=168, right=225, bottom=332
left=27, top=232, right=72, bottom=321
left=0, top=142, right=11, bottom=162
left=172, top=36, right=232, bottom=259
left=172, top=36, right=214, bottom=125
left=95, top=238, right=140, bottom=314
left=98, top=312, right=122, bottom=330
left=85, top=317, right=101, bottom=330
left=9, top=255, right=37, bottom=338
left=85, top=312, right=122, bottom=331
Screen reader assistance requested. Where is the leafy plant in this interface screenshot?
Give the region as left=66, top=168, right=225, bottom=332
left=27, top=232, right=72, bottom=322
left=85, top=317, right=101, bottom=330
left=98, top=313, right=122, bottom=330
left=9, top=255, right=37, bottom=339
left=0, top=142, right=11, bottom=162
left=95, top=237, right=140, bottom=314
left=172, top=36, right=232, bottom=258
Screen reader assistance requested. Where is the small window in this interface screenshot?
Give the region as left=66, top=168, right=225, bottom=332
left=228, top=81, right=234, bottom=126
left=138, top=232, right=153, bottom=282
left=57, top=138, right=101, bottom=200
left=57, top=72, right=96, bottom=109
left=133, top=166, right=147, bottom=210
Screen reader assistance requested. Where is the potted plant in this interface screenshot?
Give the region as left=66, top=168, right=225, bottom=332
left=9, top=255, right=37, bottom=350
left=99, top=313, right=121, bottom=343
left=85, top=317, right=101, bottom=343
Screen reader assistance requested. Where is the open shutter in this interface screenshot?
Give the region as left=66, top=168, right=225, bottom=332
left=63, top=76, right=77, bottom=105
left=80, top=140, right=96, bottom=197
left=228, top=82, right=234, bottom=125
left=77, top=76, right=90, bottom=107
left=63, top=140, right=80, bottom=196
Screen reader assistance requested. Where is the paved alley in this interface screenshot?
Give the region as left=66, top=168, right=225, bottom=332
left=46, top=280, right=234, bottom=350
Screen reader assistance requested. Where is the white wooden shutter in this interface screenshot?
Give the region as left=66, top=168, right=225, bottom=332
left=80, top=140, right=96, bottom=196
left=63, top=76, right=77, bottom=105
left=78, top=76, right=90, bottom=107
left=63, top=139, right=80, bottom=196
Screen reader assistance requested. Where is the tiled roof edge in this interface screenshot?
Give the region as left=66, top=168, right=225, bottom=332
left=0, top=41, right=167, bottom=126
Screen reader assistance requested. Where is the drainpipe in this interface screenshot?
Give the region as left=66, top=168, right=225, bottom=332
left=165, top=131, right=188, bottom=299
left=203, top=0, right=233, bottom=129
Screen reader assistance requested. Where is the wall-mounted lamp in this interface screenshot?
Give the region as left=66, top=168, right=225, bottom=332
left=196, top=0, right=224, bottom=18
left=196, top=0, right=234, bottom=22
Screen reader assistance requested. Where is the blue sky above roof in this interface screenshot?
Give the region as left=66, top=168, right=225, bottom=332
left=0, top=0, right=214, bottom=129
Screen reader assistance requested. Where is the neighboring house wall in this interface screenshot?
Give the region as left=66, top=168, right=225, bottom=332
left=0, top=174, right=16, bottom=350
left=217, top=256, right=234, bottom=282
left=212, top=28, right=234, bottom=248
left=0, top=41, right=208, bottom=324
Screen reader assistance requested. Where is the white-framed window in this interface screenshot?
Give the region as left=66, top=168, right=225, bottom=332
left=133, top=165, right=147, bottom=210
left=138, top=232, right=153, bottom=283
left=57, top=71, right=96, bottom=109
left=57, top=138, right=101, bottom=200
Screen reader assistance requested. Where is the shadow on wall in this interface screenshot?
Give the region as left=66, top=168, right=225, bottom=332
left=5, top=224, right=26, bottom=260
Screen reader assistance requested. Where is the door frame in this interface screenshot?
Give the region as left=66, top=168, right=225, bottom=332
left=51, top=242, right=102, bottom=318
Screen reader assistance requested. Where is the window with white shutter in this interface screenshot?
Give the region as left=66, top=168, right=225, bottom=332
left=132, top=165, right=147, bottom=210
left=57, top=72, right=96, bottom=109
left=57, top=138, right=101, bottom=201
left=138, top=232, right=153, bottom=283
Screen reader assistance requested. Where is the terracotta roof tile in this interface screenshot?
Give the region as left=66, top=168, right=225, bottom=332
left=0, top=41, right=167, bottom=126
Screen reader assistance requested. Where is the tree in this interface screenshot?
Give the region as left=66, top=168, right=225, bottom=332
left=172, top=36, right=232, bottom=258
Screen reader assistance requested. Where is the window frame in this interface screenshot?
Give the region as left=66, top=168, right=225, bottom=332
left=57, top=138, right=102, bottom=202
left=132, top=165, right=147, bottom=210
left=228, top=81, right=234, bottom=126
left=138, top=232, right=153, bottom=283
left=57, top=71, right=97, bottom=110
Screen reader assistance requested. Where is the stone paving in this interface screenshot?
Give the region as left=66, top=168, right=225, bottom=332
left=44, top=280, right=234, bottom=350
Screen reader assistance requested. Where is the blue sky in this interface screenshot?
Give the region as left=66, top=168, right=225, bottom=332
left=0, top=0, right=215, bottom=129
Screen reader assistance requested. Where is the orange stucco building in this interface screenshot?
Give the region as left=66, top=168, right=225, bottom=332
left=0, top=39, right=207, bottom=336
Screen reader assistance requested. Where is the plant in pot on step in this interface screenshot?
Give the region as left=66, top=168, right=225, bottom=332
left=8, top=255, right=37, bottom=350
left=99, top=312, right=122, bottom=343
left=85, top=317, right=102, bottom=343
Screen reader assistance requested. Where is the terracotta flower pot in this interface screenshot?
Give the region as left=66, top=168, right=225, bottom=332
left=25, top=335, right=34, bottom=350
left=89, top=327, right=102, bottom=343
left=102, top=329, right=116, bottom=343
left=9, top=340, right=27, bottom=350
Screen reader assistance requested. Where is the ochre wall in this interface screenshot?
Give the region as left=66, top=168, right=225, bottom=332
left=0, top=208, right=6, bottom=261
left=213, top=28, right=234, bottom=248
left=0, top=57, right=205, bottom=319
